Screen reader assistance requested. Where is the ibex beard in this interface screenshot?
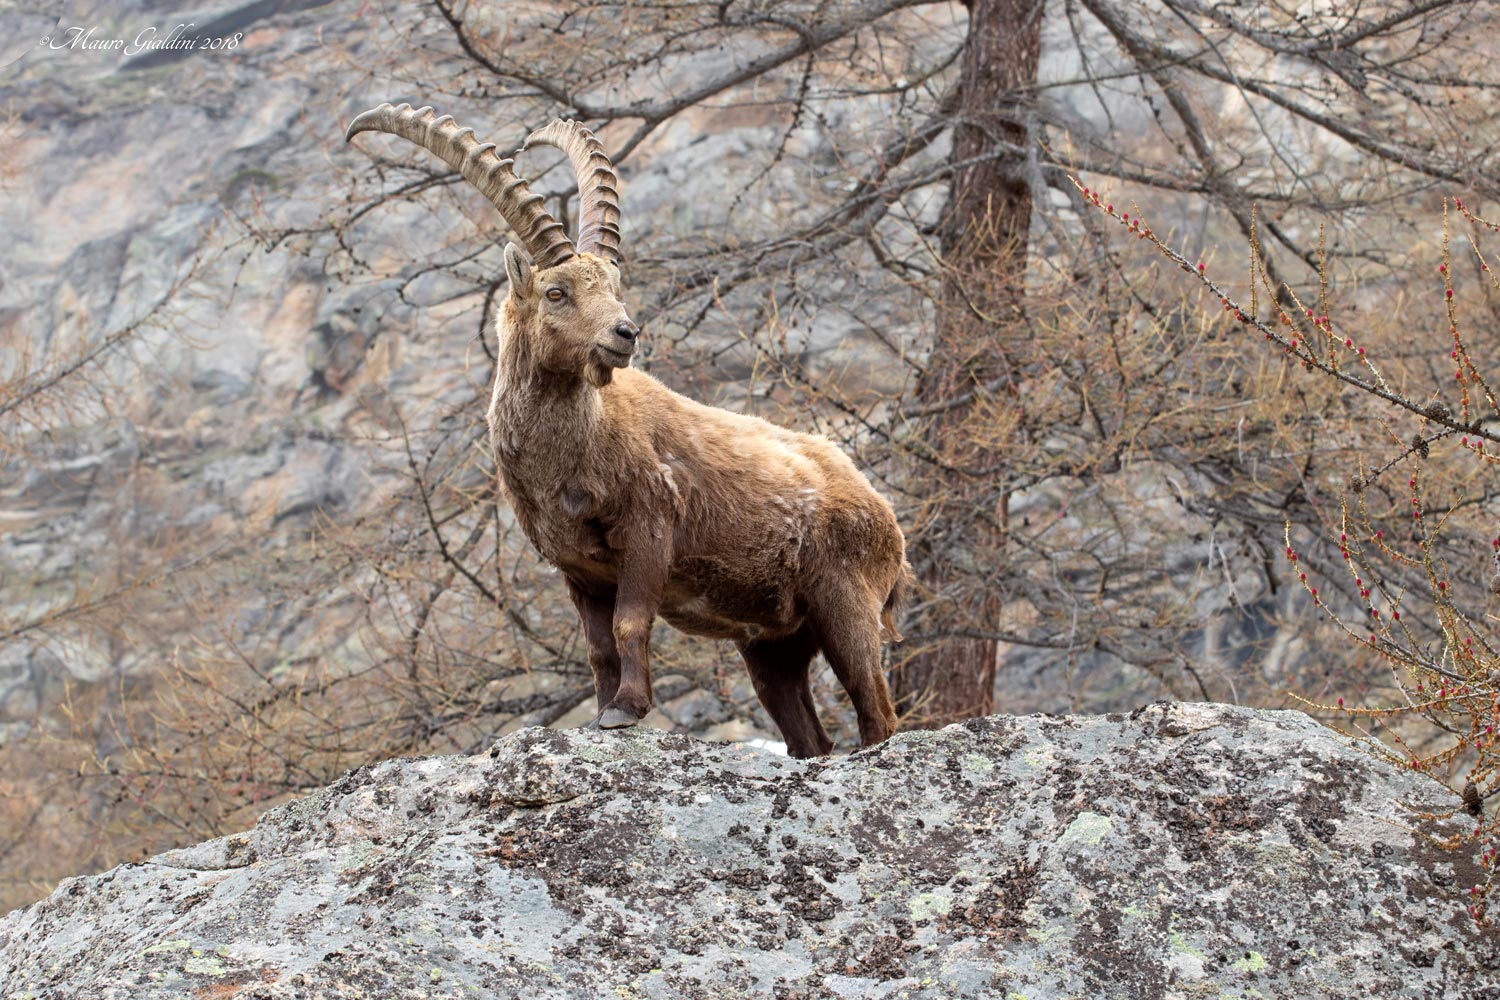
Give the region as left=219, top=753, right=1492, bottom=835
left=346, top=103, right=908, bottom=757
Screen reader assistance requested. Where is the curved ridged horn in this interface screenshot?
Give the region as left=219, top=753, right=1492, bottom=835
left=344, top=103, right=576, bottom=269
left=523, top=120, right=622, bottom=266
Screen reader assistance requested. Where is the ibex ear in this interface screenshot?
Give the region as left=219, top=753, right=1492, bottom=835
left=503, top=243, right=533, bottom=299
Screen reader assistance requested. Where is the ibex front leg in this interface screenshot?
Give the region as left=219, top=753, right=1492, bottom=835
left=565, top=578, right=621, bottom=720
left=596, top=520, right=670, bottom=729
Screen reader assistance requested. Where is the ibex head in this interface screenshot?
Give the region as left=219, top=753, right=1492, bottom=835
left=345, top=104, right=638, bottom=387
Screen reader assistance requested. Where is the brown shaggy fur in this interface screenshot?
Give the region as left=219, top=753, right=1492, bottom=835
left=488, top=248, right=907, bottom=757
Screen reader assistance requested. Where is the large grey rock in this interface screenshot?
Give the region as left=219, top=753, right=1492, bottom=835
left=2, top=703, right=1496, bottom=998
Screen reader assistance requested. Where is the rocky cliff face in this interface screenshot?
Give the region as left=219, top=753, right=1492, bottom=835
left=1, top=0, right=383, bottom=727
left=2, top=703, right=1493, bottom=999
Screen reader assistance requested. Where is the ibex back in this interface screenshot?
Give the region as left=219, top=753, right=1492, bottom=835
left=346, top=104, right=907, bottom=757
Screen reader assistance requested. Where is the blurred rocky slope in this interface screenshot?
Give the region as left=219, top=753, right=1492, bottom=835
left=2, top=703, right=1495, bottom=999
left=2, top=0, right=385, bottom=720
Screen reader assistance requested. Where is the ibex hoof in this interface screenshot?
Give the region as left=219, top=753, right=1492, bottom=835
left=595, top=706, right=642, bottom=730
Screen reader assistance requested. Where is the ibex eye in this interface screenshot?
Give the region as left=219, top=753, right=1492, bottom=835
left=545, top=287, right=566, bottom=302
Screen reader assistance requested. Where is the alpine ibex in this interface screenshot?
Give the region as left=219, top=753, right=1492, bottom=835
left=345, top=103, right=907, bottom=757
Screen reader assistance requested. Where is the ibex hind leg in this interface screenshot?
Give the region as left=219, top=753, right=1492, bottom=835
left=810, top=584, right=898, bottom=747
left=565, top=580, right=627, bottom=727
left=738, top=624, right=833, bottom=758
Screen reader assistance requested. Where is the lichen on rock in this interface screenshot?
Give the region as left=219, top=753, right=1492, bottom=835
left=2, top=703, right=1497, bottom=998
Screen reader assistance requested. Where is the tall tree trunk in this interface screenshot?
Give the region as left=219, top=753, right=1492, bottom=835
left=893, top=0, right=1044, bottom=728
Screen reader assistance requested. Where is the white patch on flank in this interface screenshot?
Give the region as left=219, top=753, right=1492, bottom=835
left=679, top=595, right=712, bottom=615
left=659, top=462, right=682, bottom=510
